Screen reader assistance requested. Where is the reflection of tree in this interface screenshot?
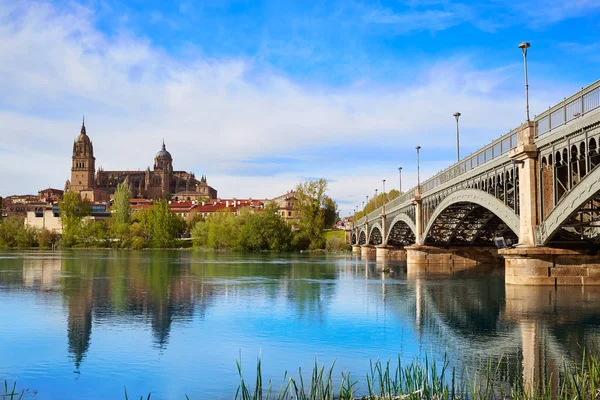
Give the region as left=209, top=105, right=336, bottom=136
left=62, top=255, right=98, bottom=370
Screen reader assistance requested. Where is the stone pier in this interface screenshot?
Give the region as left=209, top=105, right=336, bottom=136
left=351, top=245, right=361, bottom=254
left=360, top=245, right=376, bottom=257
left=501, top=247, right=600, bottom=285
left=375, top=245, right=406, bottom=260
left=406, top=245, right=501, bottom=267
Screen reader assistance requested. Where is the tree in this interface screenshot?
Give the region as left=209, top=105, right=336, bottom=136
left=0, top=217, right=36, bottom=248
left=149, top=200, right=185, bottom=248
left=294, top=179, right=329, bottom=249
left=323, top=196, right=339, bottom=229
left=112, top=183, right=131, bottom=225
left=59, top=191, right=90, bottom=247
left=238, top=203, right=293, bottom=251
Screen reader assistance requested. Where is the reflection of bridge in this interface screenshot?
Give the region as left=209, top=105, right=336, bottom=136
left=352, top=81, right=600, bottom=284
left=353, top=257, right=600, bottom=393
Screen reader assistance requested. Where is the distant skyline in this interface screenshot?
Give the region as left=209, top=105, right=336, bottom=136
left=1, top=0, right=600, bottom=215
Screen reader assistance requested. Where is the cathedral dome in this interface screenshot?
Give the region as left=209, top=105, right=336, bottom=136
left=156, top=141, right=172, bottom=160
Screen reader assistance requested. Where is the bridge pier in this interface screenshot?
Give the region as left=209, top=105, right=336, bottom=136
left=375, top=245, right=406, bottom=260
left=351, top=245, right=361, bottom=254
left=501, top=247, right=600, bottom=285
left=406, top=245, right=502, bottom=266
left=360, top=245, right=376, bottom=257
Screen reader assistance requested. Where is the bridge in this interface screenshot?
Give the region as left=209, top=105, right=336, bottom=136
left=351, top=79, right=600, bottom=285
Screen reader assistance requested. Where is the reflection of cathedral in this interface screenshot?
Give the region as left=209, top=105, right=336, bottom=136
left=65, top=120, right=217, bottom=201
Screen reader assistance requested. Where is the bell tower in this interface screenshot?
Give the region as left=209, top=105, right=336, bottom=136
left=70, top=118, right=96, bottom=193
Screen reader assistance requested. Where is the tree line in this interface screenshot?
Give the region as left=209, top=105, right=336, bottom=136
left=0, top=179, right=343, bottom=251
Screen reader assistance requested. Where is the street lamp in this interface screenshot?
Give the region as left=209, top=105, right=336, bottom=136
left=453, top=112, right=461, bottom=161
left=398, top=167, right=402, bottom=193
left=416, top=146, right=421, bottom=186
left=366, top=195, right=369, bottom=213
left=518, top=41, right=531, bottom=121
left=375, top=189, right=378, bottom=209
left=382, top=179, right=386, bottom=203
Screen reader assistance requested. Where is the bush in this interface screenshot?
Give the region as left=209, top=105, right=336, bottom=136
left=325, top=236, right=350, bottom=252
left=35, top=228, right=59, bottom=248
left=0, top=217, right=37, bottom=248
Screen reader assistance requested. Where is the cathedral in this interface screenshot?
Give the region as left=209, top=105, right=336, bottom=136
left=65, top=120, right=217, bottom=202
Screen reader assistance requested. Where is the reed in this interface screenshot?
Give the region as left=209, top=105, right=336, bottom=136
left=4, top=352, right=600, bottom=399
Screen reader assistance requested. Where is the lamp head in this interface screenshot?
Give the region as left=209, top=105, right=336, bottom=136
left=453, top=111, right=461, bottom=120
left=416, top=145, right=421, bottom=151
left=518, top=42, right=530, bottom=55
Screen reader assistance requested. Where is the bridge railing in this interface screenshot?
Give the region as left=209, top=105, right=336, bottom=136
left=420, top=128, right=519, bottom=194
left=536, top=79, right=600, bottom=136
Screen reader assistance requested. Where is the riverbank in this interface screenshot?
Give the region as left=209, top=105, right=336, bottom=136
left=6, top=353, right=600, bottom=399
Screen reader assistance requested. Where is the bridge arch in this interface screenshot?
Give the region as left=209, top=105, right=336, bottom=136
left=537, top=164, right=600, bottom=245
left=368, top=223, right=383, bottom=245
left=421, top=189, right=519, bottom=245
left=358, top=229, right=367, bottom=245
left=385, top=213, right=416, bottom=246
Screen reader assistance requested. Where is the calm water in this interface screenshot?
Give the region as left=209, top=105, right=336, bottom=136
left=1, top=250, right=600, bottom=399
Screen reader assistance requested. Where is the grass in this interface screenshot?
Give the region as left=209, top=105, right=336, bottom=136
left=5, top=352, right=600, bottom=399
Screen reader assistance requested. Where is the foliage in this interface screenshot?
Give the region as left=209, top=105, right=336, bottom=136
left=0, top=217, right=37, bottom=248
left=59, top=191, right=90, bottom=247
left=35, top=228, right=59, bottom=248
left=325, top=230, right=349, bottom=252
left=355, top=189, right=400, bottom=220
left=322, top=196, right=338, bottom=229
left=238, top=203, right=293, bottom=251
left=293, top=179, right=329, bottom=250
left=112, top=183, right=131, bottom=225
left=192, top=210, right=242, bottom=250
left=148, top=200, right=186, bottom=248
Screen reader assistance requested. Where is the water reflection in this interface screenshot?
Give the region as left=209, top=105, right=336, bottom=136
left=1, top=251, right=600, bottom=399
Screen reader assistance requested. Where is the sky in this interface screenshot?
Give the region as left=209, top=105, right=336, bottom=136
left=1, top=0, right=600, bottom=216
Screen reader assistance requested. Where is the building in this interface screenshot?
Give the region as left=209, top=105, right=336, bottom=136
left=270, top=191, right=297, bottom=222
left=25, top=203, right=111, bottom=234
left=130, top=198, right=266, bottom=222
left=65, top=120, right=217, bottom=202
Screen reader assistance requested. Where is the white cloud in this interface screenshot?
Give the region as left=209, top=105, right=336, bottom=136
left=0, top=1, right=577, bottom=216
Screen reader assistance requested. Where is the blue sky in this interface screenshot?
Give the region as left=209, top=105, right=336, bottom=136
left=1, top=0, right=600, bottom=214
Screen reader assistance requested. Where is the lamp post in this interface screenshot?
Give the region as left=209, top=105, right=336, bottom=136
left=382, top=179, right=386, bottom=214
left=453, top=112, right=461, bottom=161
left=366, top=195, right=369, bottom=214
left=416, top=146, right=421, bottom=187
left=518, top=41, right=531, bottom=121
left=398, top=167, right=402, bottom=193
left=375, top=189, right=378, bottom=209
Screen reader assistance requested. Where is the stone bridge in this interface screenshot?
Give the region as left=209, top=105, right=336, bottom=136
left=352, top=80, right=600, bottom=284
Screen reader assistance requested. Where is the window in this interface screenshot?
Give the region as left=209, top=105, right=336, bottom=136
left=288, top=211, right=292, bottom=217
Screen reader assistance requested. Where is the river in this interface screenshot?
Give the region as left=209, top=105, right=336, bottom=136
left=0, top=250, right=599, bottom=399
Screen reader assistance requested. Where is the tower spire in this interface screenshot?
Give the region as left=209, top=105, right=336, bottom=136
left=162, top=139, right=165, bottom=150
left=81, top=115, right=86, bottom=135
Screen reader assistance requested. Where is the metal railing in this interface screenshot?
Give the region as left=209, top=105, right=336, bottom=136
left=353, top=79, right=600, bottom=228
left=536, top=79, right=600, bottom=136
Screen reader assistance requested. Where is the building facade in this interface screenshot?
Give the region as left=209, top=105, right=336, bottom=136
left=65, top=120, right=217, bottom=201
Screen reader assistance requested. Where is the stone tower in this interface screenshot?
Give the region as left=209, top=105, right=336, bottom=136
left=70, top=118, right=96, bottom=193
left=154, top=141, right=173, bottom=197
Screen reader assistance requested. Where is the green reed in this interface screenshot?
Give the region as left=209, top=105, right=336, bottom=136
left=5, top=352, right=600, bottom=399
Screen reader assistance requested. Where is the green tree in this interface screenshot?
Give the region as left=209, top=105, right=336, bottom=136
left=238, top=203, right=293, bottom=251
left=59, top=191, right=90, bottom=247
left=205, top=211, right=242, bottom=250
left=0, top=217, right=37, bottom=248
left=112, top=183, right=131, bottom=225
left=149, top=200, right=185, bottom=248
left=323, top=196, right=339, bottom=229
left=294, top=179, right=329, bottom=250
